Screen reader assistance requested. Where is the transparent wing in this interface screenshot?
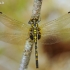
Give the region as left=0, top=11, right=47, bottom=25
left=0, top=30, right=29, bottom=45
left=0, top=32, right=27, bottom=45
left=40, top=13, right=70, bottom=45
left=0, top=12, right=29, bottom=31
left=0, top=12, right=30, bottom=45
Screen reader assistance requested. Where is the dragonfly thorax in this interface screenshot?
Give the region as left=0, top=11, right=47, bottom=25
left=28, top=18, right=41, bottom=40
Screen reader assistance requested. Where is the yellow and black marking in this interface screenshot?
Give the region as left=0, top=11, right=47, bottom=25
left=28, top=17, right=41, bottom=68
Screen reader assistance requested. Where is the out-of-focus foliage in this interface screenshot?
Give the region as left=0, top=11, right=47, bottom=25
left=0, top=0, right=33, bottom=22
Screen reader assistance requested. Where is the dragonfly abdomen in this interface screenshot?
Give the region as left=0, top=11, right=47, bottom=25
left=33, top=28, right=39, bottom=68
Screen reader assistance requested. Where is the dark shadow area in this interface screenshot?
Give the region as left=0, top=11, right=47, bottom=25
left=42, top=35, right=70, bottom=59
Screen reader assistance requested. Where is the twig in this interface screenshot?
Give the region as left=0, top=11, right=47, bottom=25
left=19, top=0, right=42, bottom=70
left=19, top=38, right=33, bottom=70
left=32, top=0, right=42, bottom=19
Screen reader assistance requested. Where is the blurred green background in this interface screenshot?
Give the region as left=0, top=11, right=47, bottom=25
left=0, top=0, right=70, bottom=70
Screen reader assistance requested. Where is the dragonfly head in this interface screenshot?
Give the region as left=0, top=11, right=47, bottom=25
left=28, top=17, right=40, bottom=25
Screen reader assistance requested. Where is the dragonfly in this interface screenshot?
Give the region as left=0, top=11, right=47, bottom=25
left=0, top=12, right=70, bottom=68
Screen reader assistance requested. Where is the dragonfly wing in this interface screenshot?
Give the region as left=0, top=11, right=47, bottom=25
left=0, top=12, right=29, bottom=31
left=0, top=12, right=30, bottom=45
left=0, top=30, right=29, bottom=45
left=40, top=13, right=70, bottom=45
